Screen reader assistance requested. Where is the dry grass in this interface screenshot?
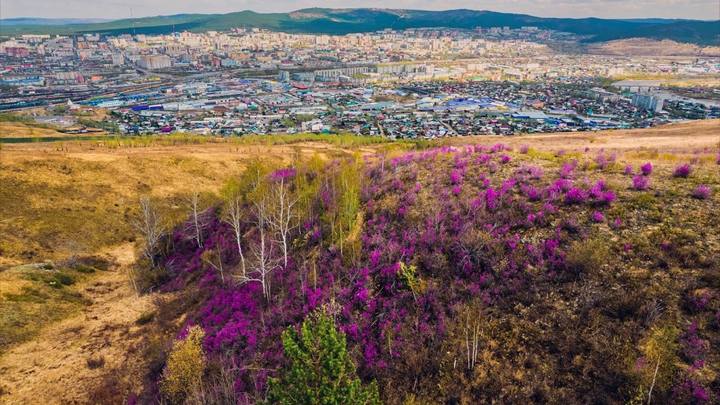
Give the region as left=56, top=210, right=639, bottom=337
left=0, top=141, right=367, bottom=266
left=445, top=119, right=720, bottom=155
left=0, top=244, right=158, bottom=404
left=0, top=122, right=70, bottom=139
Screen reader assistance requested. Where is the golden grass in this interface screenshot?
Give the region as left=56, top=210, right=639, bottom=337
left=0, top=140, right=374, bottom=265
left=0, top=264, right=94, bottom=352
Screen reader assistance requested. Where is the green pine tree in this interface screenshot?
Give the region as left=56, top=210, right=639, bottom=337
left=266, top=311, right=380, bottom=405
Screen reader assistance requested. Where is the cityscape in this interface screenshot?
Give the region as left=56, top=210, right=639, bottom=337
left=2, top=26, right=719, bottom=138
left=1, top=4, right=720, bottom=405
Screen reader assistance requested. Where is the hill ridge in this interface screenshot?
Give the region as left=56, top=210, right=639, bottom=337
left=1, top=8, right=718, bottom=46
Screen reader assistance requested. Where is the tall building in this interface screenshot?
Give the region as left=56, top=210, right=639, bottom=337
left=632, top=94, right=664, bottom=113
left=138, top=55, right=172, bottom=70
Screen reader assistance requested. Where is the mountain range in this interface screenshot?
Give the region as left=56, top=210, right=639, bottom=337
left=1, top=8, right=718, bottom=46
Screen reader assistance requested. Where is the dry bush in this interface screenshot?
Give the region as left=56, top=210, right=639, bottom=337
left=160, top=326, right=207, bottom=402
left=565, top=238, right=611, bottom=275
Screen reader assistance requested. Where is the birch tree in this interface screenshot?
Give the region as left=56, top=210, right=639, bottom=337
left=186, top=192, right=205, bottom=248
left=223, top=194, right=246, bottom=277
left=231, top=166, right=279, bottom=302
left=266, top=176, right=298, bottom=267
left=133, top=196, right=164, bottom=267
left=235, top=197, right=280, bottom=302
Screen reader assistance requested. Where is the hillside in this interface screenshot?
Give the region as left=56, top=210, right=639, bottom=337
left=0, top=121, right=719, bottom=403
left=1, top=8, right=718, bottom=46
left=588, top=39, right=720, bottom=57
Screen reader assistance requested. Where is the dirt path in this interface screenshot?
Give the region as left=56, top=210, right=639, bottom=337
left=0, top=243, right=153, bottom=404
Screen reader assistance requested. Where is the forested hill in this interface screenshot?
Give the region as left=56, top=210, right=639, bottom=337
left=1, top=8, right=718, bottom=46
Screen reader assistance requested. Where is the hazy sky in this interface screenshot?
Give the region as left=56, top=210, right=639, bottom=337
left=1, top=0, right=719, bottom=20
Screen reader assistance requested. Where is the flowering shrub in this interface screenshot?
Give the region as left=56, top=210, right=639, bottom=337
left=673, top=163, right=692, bottom=178
left=591, top=211, right=605, bottom=223
left=640, top=162, right=653, bottom=176
left=145, top=145, right=719, bottom=404
left=559, top=160, right=577, bottom=179
left=632, top=175, right=649, bottom=191
left=564, top=187, right=588, bottom=205
left=594, top=151, right=616, bottom=170
left=269, top=167, right=297, bottom=182
left=692, top=185, right=711, bottom=200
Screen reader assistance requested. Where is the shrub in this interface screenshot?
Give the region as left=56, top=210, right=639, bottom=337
left=87, top=356, right=105, bottom=369
left=266, top=311, right=380, bottom=405
left=565, top=238, right=610, bottom=274
left=634, top=325, right=680, bottom=401
left=624, top=164, right=634, bottom=175
left=564, top=187, right=587, bottom=205
left=559, top=160, right=577, bottom=179
left=632, top=175, right=649, bottom=191
left=640, top=162, right=653, bottom=176
left=673, top=164, right=692, bottom=178
left=591, top=211, right=605, bottom=223
left=135, top=311, right=156, bottom=325
left=692, top=185, right=711, bottom=200
left=161, top=325, right=207, bottom=402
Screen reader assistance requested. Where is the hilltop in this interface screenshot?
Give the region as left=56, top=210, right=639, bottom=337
left=1, top=8, right=718, bottom=46
left=0, top=120, right=719, bottom=403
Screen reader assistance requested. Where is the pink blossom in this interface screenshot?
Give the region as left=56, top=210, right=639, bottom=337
left=640, top=162, right=653, bottom=176
left=632, top=175, right=649, bottom=190
left=673, top=163, right=692, bottom=178
left=692, top=185, right=711, bottom=200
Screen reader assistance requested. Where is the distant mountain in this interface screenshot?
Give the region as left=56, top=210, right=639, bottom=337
left=1, top=8, right=717, bottom=46
left=0, top=18, right=110, bottom=26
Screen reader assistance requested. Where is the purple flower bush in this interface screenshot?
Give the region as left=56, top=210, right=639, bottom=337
left=632, top=175, right=649, bottom=191
left=591, top=211, right=605, bottom=223
left=640, top=162, right=653, bottom=176
left=559, top=160, right=577, bottom=179
left=692, top=184, right=711, bottom=200
left=142, top=147, right=718, bottom=404
left=594, top=151, right=616, bottom=170
left=673, top=163, right=693, bottom=178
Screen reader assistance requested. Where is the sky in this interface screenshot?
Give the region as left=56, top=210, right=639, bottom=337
left=1, top=0, right=719, bottom=20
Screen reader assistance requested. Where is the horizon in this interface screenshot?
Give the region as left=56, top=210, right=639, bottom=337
left=2, top=1, right=719, bottom=21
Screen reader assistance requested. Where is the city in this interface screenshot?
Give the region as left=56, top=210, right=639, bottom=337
left=1, top=4, right=720, bottom=405
left=2, top=27, right=719, bottom=138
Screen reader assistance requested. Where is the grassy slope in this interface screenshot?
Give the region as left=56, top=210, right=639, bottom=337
left=0, top=120, right=717, bottom=402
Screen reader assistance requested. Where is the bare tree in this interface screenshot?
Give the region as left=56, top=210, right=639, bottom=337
left=464, top=310, right=480, bottom=371
left=234, top=197, right=280, bottom=302
left=133, top=196, right=164, bottom=267
left=186, top=192, right=205, bottom=249
left=223, top=195, right=246, bottom=277
left=202, top=246, right=226, bottom=284
left=266, top=177, right=298, bottom=267
left=647, top=356, right=661, bottom=405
